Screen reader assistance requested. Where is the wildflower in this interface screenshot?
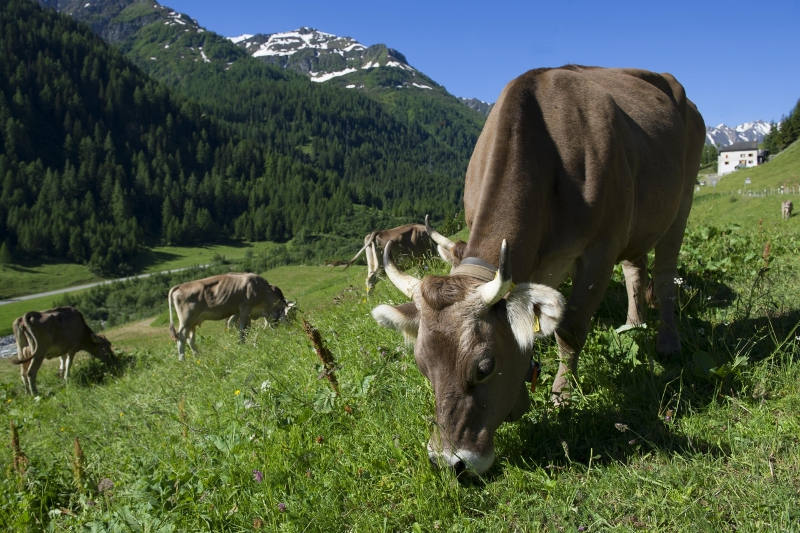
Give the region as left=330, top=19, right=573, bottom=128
left=277, top=502, right=287, bottom=512
left=234, top=389, right=241, bottom=396
left=252, top=470, right=263, bottom=483
left=260, top=380, right=272, bottom=392
left=673, top=277, right=684, bottom=286
left=614, top=422, right=629, bottom=432
left=243, top=399, right=256, bottom=409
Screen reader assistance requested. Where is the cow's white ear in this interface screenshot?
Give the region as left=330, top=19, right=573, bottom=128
left=505, top=283, right=564, bottom=352
left=371, top=302, right=419, bottom=344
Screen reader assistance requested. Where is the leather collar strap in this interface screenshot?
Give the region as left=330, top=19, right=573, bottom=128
left=450, top=257, right=497, bottom=282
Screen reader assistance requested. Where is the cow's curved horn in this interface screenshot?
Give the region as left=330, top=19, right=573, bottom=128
left=478, top=240, right=512, bottom=306
left=383, top=241, right=419, bottom=298
left=425, top=214, right=457, bottom=252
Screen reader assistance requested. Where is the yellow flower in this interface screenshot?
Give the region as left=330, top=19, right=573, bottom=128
left=119, top=412, right=124, bottom=417
left=235, top=390, right=241, bottom=396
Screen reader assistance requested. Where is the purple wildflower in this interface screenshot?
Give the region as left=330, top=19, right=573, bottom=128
left=277, top=502, right=287, bottom=512
left=252, top=470, right=263, bottom=483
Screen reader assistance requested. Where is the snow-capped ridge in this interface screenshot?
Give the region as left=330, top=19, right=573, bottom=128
left=705, top=120, right=772, bottom=147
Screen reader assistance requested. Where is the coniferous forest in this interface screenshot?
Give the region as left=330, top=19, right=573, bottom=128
left=1, top=0, right=482, bottom=275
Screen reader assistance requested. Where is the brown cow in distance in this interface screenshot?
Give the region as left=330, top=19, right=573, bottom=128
left=346, top=216, right=466, bottom=292
left=168, top=273, right=291, bottom=360
left=372, top=66, right=705, bottom=474
left=10, top=306, right=114, bottom=396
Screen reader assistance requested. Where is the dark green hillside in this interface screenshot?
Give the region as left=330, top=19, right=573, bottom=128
left=0, top=0, right=225, bottom=274
left=2, top=0, right=478, bottom=276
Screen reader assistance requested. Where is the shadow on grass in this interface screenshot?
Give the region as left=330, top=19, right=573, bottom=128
left=490, top=306, right=800, bottom=478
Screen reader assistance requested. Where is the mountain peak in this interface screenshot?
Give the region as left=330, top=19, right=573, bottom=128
left=706, top=120, right=772, bottom=147
left=228, top=27, right=429, bottom=87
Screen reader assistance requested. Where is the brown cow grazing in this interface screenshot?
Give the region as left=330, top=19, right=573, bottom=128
left=346, top=223, right=433, bottom=293
left=782, top=200, right=793, bottom=220
left=347, top=216, right=466, bottom=293
left=168, top=273, right=291, bottom=360
left=372, top=66, right=705, bottom=474
left=10, top=306, right=114, bottom=396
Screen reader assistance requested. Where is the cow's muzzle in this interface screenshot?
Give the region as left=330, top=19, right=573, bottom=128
left=427, top=441, right=495, bottom=475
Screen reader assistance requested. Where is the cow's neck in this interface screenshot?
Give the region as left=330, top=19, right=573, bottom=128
left=450, top=257, right=496, bottom=282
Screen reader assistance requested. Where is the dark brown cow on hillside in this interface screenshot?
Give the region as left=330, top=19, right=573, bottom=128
left=372, top=66, right=705, bottom=474
left=347, top=217, right=466, bottom=292
left=168, top=273, right=290, bottom=360
left=10, top=306, right=114, bottom=396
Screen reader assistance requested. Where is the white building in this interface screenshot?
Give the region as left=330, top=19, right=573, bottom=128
left=717, top=141, right=761, bottom=176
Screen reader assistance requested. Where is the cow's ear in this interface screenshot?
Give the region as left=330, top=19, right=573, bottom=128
left=371, top=302, right=419, bottom=343
left=504, top=283, right=564, bottom=351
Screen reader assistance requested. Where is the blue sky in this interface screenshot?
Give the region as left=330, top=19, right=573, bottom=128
left=165, top=0, right=799, bottom=127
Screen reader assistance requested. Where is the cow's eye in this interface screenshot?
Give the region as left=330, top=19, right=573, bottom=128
left=475, top=357, right=495, bottom=382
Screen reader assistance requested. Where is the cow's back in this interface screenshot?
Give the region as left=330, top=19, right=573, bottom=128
left=173, top=273, right=272, bottom=321
left=463, top=65, right=705, bottom=278
left=24, top=307, right=90, bottom=355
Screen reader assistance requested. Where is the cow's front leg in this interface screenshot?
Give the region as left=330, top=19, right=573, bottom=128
left=366, top=242, right=380, bottom=293
left=237, top=309, right=251, bottom=342
left=61, top=354, right=74, bottom=382
left=552, top=251, right=615, bottom=405
left=187, top=327, right=199, bottom=354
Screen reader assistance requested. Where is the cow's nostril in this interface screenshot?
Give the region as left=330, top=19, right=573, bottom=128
left=453, top=459, right=466, bottom=474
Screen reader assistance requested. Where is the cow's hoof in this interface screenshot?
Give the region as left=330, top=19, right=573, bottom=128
left=550, top=377, right=572, bottom=407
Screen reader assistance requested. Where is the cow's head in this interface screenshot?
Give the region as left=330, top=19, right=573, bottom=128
left=425, top=214, right=466, bottom=266
left=91, top=334, right=115, bottom=363
left=372, top=240, right=563, bottom=475
left=268, top=285, right=297, bottom=324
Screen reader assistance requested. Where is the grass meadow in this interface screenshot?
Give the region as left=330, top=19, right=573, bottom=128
left=1, top=148, right=800, bottom=530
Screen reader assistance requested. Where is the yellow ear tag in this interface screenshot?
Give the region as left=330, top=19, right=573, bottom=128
left=533, top=314, right=540, bottom=333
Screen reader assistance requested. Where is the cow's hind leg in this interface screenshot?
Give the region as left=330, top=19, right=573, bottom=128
left=19, top=359, right=32, bottom=395
left=652, top=196, right=692, bottom=355
left=24, top=356, right=44, bottom=396
left=621, top=255, right=648, bottom=328
left=176, top=327, right=188, bottom=361
left=552, top=249, right=616, bottom=404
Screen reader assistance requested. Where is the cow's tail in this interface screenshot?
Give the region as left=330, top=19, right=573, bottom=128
left=168, top=286, right=178, bottom=340
left=344, top=232, right=376, bottom=268
left=10, top=313, right=36, bottom=365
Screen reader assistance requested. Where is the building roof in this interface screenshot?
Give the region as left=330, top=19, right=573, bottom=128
left=719, top=141, right=758, bottom=153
